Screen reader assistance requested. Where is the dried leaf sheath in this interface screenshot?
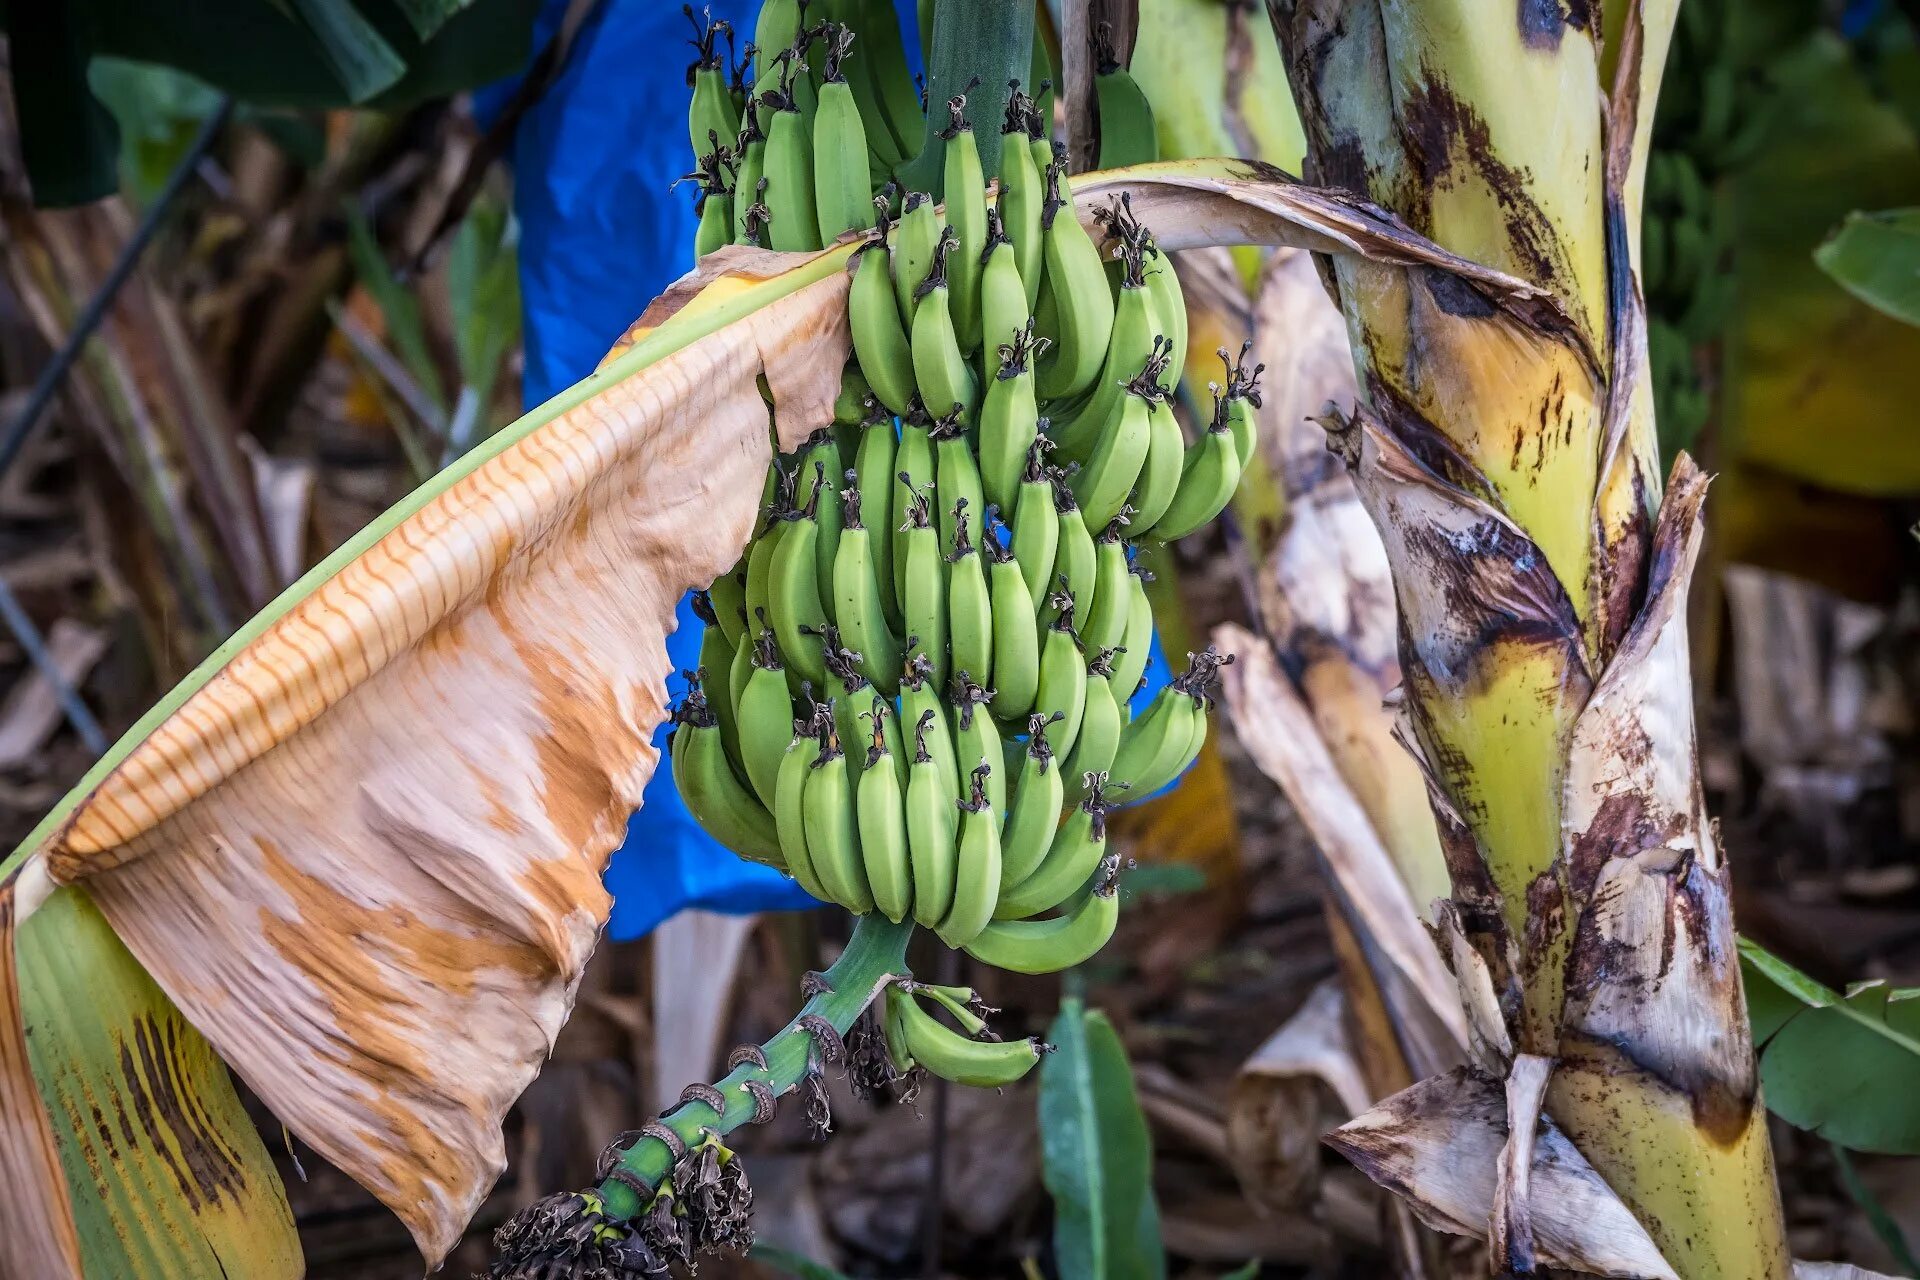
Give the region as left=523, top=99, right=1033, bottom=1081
left=3, top=245, right=853, bottom=1267
left=0, top=880, right=85, bottom=1278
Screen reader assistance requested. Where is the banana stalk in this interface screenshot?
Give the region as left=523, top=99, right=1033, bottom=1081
left=1270, top=2, right=1788, bottom=1275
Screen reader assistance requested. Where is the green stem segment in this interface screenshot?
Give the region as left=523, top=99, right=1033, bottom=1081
left=594, top=915, right=914, bottom=1219
left=894, top=0, right=1033, bottom=194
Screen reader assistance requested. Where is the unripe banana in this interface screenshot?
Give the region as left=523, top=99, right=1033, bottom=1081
left=694, top=592, right=744, bottom=768
left=1001, top=711, right=1065, bottom=887
left=1050, top=220, right=1157, bottom=461
left=912, top=981, right=991, bottom=1036
left=997, top=84, right=1046, bottom=309
left=1080, top=516, right=1133, bottom=657
left=967, top=857, right=1122, bottom=973
left=799, top=432, right=845, bottom=614
left=769, top=463, right=832, bottom=687
left=1049, top=471, right=1099, bottom=629
left=1064, top=649, right=1124, bottom=802
left=910, top=229, right=979, bottom=424
left=1010, top=436, right=1059, bottom=614
left=744, top=476, right=790, bottom=650
left=1215, top=341, right=1265, bottom=469
left=891, top=192, right=942, bottom=324
left=1092, top=23, right=1156, bottom=169
left=732, top=130, right=769, bottom=245
left=687, top=9, right=740, bottom=168
left=1070, top=340, right=1171, bottom=529
left=983, top=508, right=1040, bottom=720
left=1129, top=392, right=1184, bottom=535
left=692, top=144, right=734, bottom=260
left=811, top=25, right=877, bottom=242
left=850, top=398, right=901, bottom=626
left=978, top=208, right=1033, bottom=368
left=979, top=321, right=1045, bottom=514
left=931, top=408, right=985, bottom=554
left=849, top=208, right=917, bottom=416
left=830, top=480, right=901, bottom=692
left=1109, top=564, right=1154, bottom=703
left=856, top=699, right=912, bottom=923
left=1107, top=648, right=1229, bottom=796
left=1152, top=392, right=1246, bottom=542
left=901, top=654, right=961, bottom=796
left=672, top=684, right=783, bottom=866
left=949, top=674, right=1005, bottom=816
left=776, top=708, right=832, bottom=899
left=754, top=0, right=801, bottom=70
left=938, top=761, right=1004, bottom=947
left=884, top=985, right=1043, bottom=1088
left=708, top=561, right=749, bottom=650
left=762, top=78, right=822, bottom=252
left=735, top=621, right=794, bottom=808
left=996, top=776, right=1113, bottom=918
left=1034, top=590, right=1088, bottom=758
left=906, top=707, right=960, bottom=927
left=803, top=718, right=873, bottom=913
left=897, top=478, right=950, bottom=696
left=891, top=400, right=936, bottom=609
left=851, top=0, right=925, bottom=158
left=947, top=500, right=994, bottom=697
left=939, top=92, right=988, bottom=355
left=1034, top=156, right=1115, bottom=401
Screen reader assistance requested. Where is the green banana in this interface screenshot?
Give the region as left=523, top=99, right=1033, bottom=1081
left=891, top=191, right=942, bottom=324
left=1049, top=471, right=1099, bottom=629
left=1030, top=133, right=1056, bottom=202
left=761, top=72, right=822, bottom=252
left=849, top=207, right=917, bottom=416
left=982, top=508, right=1039, bottom=720
left=852, top=397, right=901, bottom=626
left=799, top=431, right=845, bottom=613
left=1092, top=23, right=1156, bottom=169
left=832, top=479, right=902, bottom=694
left=939, top=92, right=987, bottom=355
left=896, top=478, right=949, bottom=696
left=1034, top=590, right=1088, bottom=759
left=1010, top=436, right=1059, bottom=614
left=1034, top=156, right=1115, bottom=401
left=901, top=654, right=961, bottom=801
left=754, top=0, right=801, bottom=69
left=978, top=208, right=1033, bottom=371
left=932, top=409, right=985, bottom=556
left=1107, top=648, right=1228, bottom=797
left=852, top=0, right=925, bottom=159
left=891, top=400, right=935, bottom=610
left=1064, top=649, right=1123, bottom=803
left=776, top=707, right=832, bottom=899
left=1069, top=340, right=1170, bottom=530
left=856, top=699, right=912, bottom=923
left=938, top=761, right=1003, bottom=947
left=1129, top=391, right=1184, bottom=535
left=743, top=463, right=794, bottom=650
left=673, top=684, right=782, bottom=866
left=823, top=0, right=902, bottom=170
left=1151, top=391, right=1246, bottom=542
left=691, top=143, right=733, bottom=260
left=1109, top=564, right=1153, bottom=703
left=949, top=674, right=1005, bottom=816
left=1216, top=341, right=1264, bottom=469
left=910, top=228, right=978, bottom=423
left=911, top=982, right=990, bottom=1036
left=979, top=320, right=1044, bottom=514
left=732, top=130, right=769, bottom=246
left=946, top=500, right=994, bottom=697
left=996, top=775, right=1113, bottom=918
left=687, top=8, right=740, bottom=168
left=884, top=985, right=1042, bottom=1088
left=1080, top=515, right=1133, bottom=657
left=769, top=462, right=830, bottom=688
left=735, top=623, right=792, bottom=809
left=1000, top=711, right=1064, bottom=887
left=803, top=718, right=873, bottom=912
left=1050, top=219, right=1156, bottom=461
left=998, top=84, right=1045, bottom=310
left=968, top=858, right=1122, bottom=973
left=906, top=707, right=959, bottom=927
left=708, top=560, right=748, bottom=651
left=811, top=25, right=877, bottom=242
left=694, top=592, right=744, bottom=769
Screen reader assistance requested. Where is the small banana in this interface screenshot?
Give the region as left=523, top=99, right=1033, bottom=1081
left=947, top=500, right=994, bottom=695
left=1092, top=22, right=1156, bottom=169
left=708, top=561, right=749, bottom=654
left=884, top=985, right=1043, bottom=1087
left=911, top=981, right=991, bottom=1036
left=672, top=682, right=783, bottom=866
left=901, top=653, right=962, bottom=800
left=851, top=0, right=925, bottom=159
left=968, top=855, right=1122, bottom=973
left=694, top=593, right=744, bottom=768
left=1109, top=563, right=1154, bottom=703
left=949, top=673, right=1005, bottom=817
left=833, top=478, right=902, bottom=694
left=1049, top=470, right=1099, bottom=629
left=856, top=699, right=913, bottom=923
left=776, top=703, right=832, bottom=899
left=1151, top=387, right=1247, bottom=542
left=800, top=431, right=845, bottom=613
left=931, top=408, right=985, bottom=556
left=811, top=24, right=877, bottom=242
left=753, top=0, right=801, bottom=68
left=689, top=140, right=734, bottom=260
left=744, top=462, right=795, bottom=650
left=1000, top=711, right=1065, bottom=887
left=979, top=321, right=1045, bottom=515
left=1010, top=435, right=1060, bottom=614
left=906, top=707, right=960, bottom=927
left=849, top=204, right=917, bottom=416
left=803, top=716, right=873, bottom=913
left=939, top=91, right=988, bottom=355
left=997, top=84, right=1046, bottom=310
left=769, top=463, right=831, bottom=687
left=1129, top=390, right=1185, bottom=536
left=731, top=122, right=769, bottom=245
left=891, top=400, right=935, bottom=610
left=983, top=507, right=1040, bottom=720
left=1215, top=341, right=1265, bottom=469
left=896, top=478, right=950, bottom=696
left=851, top=397, right=901, bottom=626
left=1080, top=514, right=1134, bottom=657
left=891, top=191, right=943, bottom=324
left=761, top=65, right=822, bottom=252
left=978, top=207, right=1033, bottom=375
left=938, top=761, right=1004, bottom=947
left=1064, top=648, right=1124, bottom=802
left=1034, top=154, right=1115, bottom=401
left=1091, top=193, right=1182, bottom=394
left=1050, top=215, right=1156, bottom=461
left=1070, top=339, right=1171, bottom=530
left=735, top=620, right=794, bottom=808
left=1107, top=648, right=1230, bottom=797
left=1034, top=587, right=1089, bottom=758
left=910, top=229, right=979, bottom=424
left=996, top=775, right=1113, bottom=918
left=687, top=8, right=740, bottom=168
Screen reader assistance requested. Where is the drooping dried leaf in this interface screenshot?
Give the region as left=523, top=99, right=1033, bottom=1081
left=1226, top=979, right=1368, bottom=1210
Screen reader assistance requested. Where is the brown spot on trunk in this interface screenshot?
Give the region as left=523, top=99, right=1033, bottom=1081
left=1517, top=0, right=1568, bottom=49
left=1523, top=868, right=1567, bottom=977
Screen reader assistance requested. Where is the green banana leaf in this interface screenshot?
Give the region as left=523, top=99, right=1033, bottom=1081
left=1742, top=939, right=1920, bottom=1155
left=1039, top=997, right=1164, bottom=1280
left=1815, top=207, right=1920, bottom=327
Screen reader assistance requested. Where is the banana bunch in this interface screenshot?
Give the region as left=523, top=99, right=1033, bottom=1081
left=672, top=0, right=1251, bottom=1057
